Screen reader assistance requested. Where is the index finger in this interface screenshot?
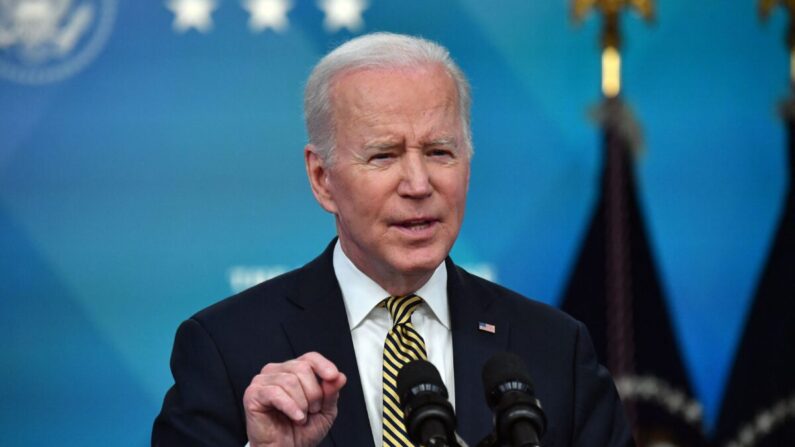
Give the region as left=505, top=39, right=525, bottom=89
left=297, top=352, right=340, bottom=381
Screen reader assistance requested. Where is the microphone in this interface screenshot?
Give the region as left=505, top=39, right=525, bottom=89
left=481, top=352, right=547, bottom=447
left=397, top=359, right=458, bottom=447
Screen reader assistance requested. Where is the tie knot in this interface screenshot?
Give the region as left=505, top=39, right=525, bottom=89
left=384, top=294, right=423, bottom=326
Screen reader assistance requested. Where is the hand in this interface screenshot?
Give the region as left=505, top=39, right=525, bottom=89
left=243, top=352, right=347, bottom=447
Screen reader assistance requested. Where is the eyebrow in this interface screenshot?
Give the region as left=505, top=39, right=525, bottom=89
left=425, top=137, right=457, bottom=147
left=361, top=136, right=459, bottom=151
left=363, top=140, right=401, bottom=151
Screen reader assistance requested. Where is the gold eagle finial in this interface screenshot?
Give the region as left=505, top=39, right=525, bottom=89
left=572, top=0, right=654, bottom=97
left=759, top=0, right=795, bottom=83
left=573, top=0, right=654, bottom=49
left=760, top=0, right=795, bottom=19
left=759, top=0, right=795, bottom=47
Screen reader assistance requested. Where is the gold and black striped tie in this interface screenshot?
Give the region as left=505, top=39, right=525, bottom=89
left=382, top=294, right=427, bottom=447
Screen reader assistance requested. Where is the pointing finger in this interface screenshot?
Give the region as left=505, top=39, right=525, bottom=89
left=321, top=372, right=347, bottom=414
left=298, top=352, right=341, bottom=382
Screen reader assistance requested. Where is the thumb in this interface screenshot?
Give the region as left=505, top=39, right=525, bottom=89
left=320, top=372, right=347, bottom=414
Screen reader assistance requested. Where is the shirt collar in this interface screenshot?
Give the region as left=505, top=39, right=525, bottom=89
left=333, top=240, right=449, bottom=331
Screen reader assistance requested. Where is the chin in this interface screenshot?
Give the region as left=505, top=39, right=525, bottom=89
left=390, top=246, right=448, bottom=276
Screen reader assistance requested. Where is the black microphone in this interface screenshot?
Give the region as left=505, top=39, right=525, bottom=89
left=481, top=352, right=547, bottom=447
left=397, top=359, right=458, bottom=447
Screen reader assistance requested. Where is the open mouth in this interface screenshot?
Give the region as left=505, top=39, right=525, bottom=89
left=394, top=218, right=438, bottom=232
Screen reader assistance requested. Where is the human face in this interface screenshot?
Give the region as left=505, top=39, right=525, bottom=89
left=305, top=64, right=470, bottom=294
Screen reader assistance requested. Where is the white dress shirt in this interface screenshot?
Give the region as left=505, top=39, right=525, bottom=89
left=333, top=241, right=456, bottom=447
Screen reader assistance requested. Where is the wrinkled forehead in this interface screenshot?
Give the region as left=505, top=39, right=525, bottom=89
left=328, top=64, right=460, bottom=125
left=331, top=63, right=457, bottom=102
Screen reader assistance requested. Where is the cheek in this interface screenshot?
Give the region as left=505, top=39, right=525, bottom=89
left=439, top=174, right=469, bottom=205
left=350, top=174, right=397, bottom=205
left=336, top=180, right=385, bottom=222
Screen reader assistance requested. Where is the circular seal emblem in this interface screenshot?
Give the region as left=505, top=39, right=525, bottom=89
left=0, top=0, right=117, bottom=85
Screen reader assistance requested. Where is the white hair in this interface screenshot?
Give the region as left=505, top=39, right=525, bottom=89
left=304, top=32, right=473, bottom=164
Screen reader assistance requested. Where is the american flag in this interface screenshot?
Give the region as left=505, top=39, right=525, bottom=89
left=478, top=322, right=496, bottom=333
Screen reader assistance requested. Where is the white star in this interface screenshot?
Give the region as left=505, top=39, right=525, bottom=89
left=318, top=0, right=367, bottom=33
left=243, top=0, right=292, bottom=33
left=166, top=0, right=218, bottom=33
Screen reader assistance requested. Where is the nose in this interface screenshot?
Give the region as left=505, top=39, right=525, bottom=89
left=397, top=151, right=432, bottom=198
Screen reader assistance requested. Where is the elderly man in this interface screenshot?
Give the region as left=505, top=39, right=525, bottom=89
left=153, top=33, right=633, bottom=447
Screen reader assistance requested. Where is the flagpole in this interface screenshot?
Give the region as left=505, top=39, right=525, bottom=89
left=760, top=0, right=795, bottom=86
left=761, top=0, right=795, bottom=181
left=759, top=0, right=795, bottom=209
left=714, top=6, right=795, bottom=445
left=571, top=0, right=655, bottom=378
left=571, top=0, right=654, bottom=433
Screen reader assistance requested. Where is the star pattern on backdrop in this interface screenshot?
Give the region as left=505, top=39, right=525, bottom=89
left=166, top=0, right=218, bottom=33
left=243, top=0, right=292, bottom=33
left=318, top=0, right=368, bottom=33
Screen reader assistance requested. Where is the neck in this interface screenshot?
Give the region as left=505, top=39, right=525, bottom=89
left=377, top=272, right=435, bottom=297
left=338, top=239, right=436, bottom=297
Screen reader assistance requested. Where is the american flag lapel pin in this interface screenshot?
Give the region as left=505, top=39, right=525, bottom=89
left=478, top=321, right=496, bottom=334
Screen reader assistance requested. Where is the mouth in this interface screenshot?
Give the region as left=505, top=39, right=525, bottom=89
left=392, top=218, right=440, bottom=233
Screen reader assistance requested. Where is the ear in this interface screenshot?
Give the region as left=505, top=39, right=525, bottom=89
left=305, top=145, right=338, bottom=214
left=465, top=160, right=471, bottom=192
left=462, top=152, right=471, bottom=192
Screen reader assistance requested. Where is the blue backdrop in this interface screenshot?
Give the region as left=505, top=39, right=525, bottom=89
left=0, top=1, right=788, bottom=444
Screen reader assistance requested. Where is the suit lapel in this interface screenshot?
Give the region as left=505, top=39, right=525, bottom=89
left=447, top=259, right=510, bottom=444
left=281, top=242, right=374, bottom=447
left=279, top=248, right=507, bottom=446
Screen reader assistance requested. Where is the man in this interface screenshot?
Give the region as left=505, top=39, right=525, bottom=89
left=153, top=32, right=633, bottom=447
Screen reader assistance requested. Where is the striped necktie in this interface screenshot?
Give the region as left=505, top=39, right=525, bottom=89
left=382, top=294, right=427, bottom=447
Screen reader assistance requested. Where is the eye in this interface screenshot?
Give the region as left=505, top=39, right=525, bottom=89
left=428, top=148, right=454, bottom=158
left=369, top=152, right=396, bottom=163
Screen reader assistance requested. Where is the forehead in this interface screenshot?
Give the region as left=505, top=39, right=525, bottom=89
left=329, top=64, right=460, bottom=122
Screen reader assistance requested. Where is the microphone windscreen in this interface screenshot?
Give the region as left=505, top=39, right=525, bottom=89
left=397, top=359, right=446, bottom=402
left=482, top=352, right=534, bottom=406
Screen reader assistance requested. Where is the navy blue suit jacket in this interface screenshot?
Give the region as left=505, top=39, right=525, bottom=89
left=153, top=241, right=634, bottom=446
